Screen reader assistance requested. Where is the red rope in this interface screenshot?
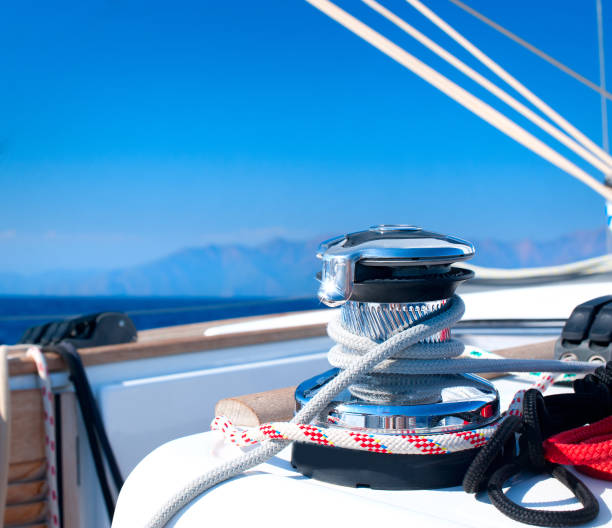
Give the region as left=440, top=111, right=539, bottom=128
left=544, top=415, right=612, bottom=481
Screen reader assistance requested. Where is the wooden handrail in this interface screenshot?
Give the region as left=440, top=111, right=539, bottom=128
left=7, top=310, right=328, bottom=377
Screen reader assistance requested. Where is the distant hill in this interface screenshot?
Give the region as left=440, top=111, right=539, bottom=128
left=0, top=228, right=607, bottom=296
left=472, top=227, right=606, bottom=268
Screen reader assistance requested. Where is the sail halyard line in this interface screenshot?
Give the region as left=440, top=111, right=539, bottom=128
left=448, top=0, right=612, bottom=102
left=362, top=0, right=612, bottom=174
left=304, top=0, right=612, bottom=202
left=404, top=0, right=612, bottom=173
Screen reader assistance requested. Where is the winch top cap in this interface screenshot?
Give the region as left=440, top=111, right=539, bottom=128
left=318, top=225, right=474, bottom=263
left=317, top=225, right=474, bottom=306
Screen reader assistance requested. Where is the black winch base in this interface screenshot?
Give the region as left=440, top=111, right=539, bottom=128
left=291, top=441, right=481, bottom=489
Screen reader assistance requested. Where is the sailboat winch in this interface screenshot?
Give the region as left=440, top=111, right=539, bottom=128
left=292, top=225, right=500, bottom=489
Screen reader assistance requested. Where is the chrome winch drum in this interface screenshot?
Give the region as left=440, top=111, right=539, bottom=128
left=291, top=225, right=500, bottom=489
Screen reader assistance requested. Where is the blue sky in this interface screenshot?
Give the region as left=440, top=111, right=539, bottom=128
left=1, top=0, right=611, bottom=272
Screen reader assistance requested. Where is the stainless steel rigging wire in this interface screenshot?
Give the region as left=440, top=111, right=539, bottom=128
left=304, top=0, right=612, bottom=202
left=448, top=0, right=612, bottom=103
left=362, top=0, right=612, bottom=175
left=597, top=0, right=609, bottom=154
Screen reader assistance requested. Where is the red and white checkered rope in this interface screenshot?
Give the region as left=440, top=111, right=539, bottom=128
left=212, top=415, right=493, bottom=454
left=212, top=372, right=560, bottom=455
left=27, top=346, right=60, bottom=527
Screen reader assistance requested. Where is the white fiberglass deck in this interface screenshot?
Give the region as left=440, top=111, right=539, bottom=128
left=112, top=376, right=612, bottom=528
left=18, top=277, right=610, bottom=527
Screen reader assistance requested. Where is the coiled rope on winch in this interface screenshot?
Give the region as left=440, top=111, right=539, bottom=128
left=143, top=295, right=595, bottom=528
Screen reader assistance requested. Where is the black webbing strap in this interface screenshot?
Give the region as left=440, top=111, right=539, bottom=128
left=53, top=342, right=124, bottom=521
left=462, top=362, right=612, bottom=526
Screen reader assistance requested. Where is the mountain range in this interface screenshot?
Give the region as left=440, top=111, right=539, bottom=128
left=0, top=228, right=607, bottom=297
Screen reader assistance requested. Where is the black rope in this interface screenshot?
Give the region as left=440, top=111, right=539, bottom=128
left=463, top=361, right=612, bottom=526
left=53, top=342, right=124, bottom=521
left=487, top=462, right=599, bottom=527
left=462, top=414, right=522, bottom=493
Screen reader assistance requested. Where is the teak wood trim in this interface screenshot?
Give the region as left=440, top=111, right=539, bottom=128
left=8, top=459, right=46, bottom=482
left=8, top=310, right=329, bottom=377
left=215, top=386, right=297, bottom=427
left=9, top=390, right=45, bottom=465
left=4, top=500, right=46, bottom=525
left=6, top=393, right=80, bottom=488
left=6, top=479, right=47, bottom=504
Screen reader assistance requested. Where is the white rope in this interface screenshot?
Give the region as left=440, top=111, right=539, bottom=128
left=303, top=0, right=612, bottom=201
left=328, top=314, right=593, bottom=375
left=404, top=0, right=612, bottom=172
left=211, top=415, right=495, bottom=454
left=362, top=0, right=612, bottom=174
left=465, top=253, right=612, bottom=282
left=143, top=295, right=595, bottom=527
left=142, top=297, right=464, bottom=528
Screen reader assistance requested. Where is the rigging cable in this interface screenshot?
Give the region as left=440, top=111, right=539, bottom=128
left=447, top=0, right=612, bottom=103
left=597, top=0, right=609, bottom=155
left=303, top=0, right=612, bottom=202
left=404, top=0, right=612, bottom=170
left=362, top=0, right=612, bottom=174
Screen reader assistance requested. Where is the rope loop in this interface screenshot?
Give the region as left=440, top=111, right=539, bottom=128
left=464, top=365, right=612, bottom=526
left=462, top=415, right=522, bottom=493
left=487, top=462, right=599, bottom=527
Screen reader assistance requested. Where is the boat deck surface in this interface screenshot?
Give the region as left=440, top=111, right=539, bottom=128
left=113, top=376, right=612, bottom=527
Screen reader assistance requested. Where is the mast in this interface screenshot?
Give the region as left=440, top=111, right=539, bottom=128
left=598, top=0, right=612, bottom=251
